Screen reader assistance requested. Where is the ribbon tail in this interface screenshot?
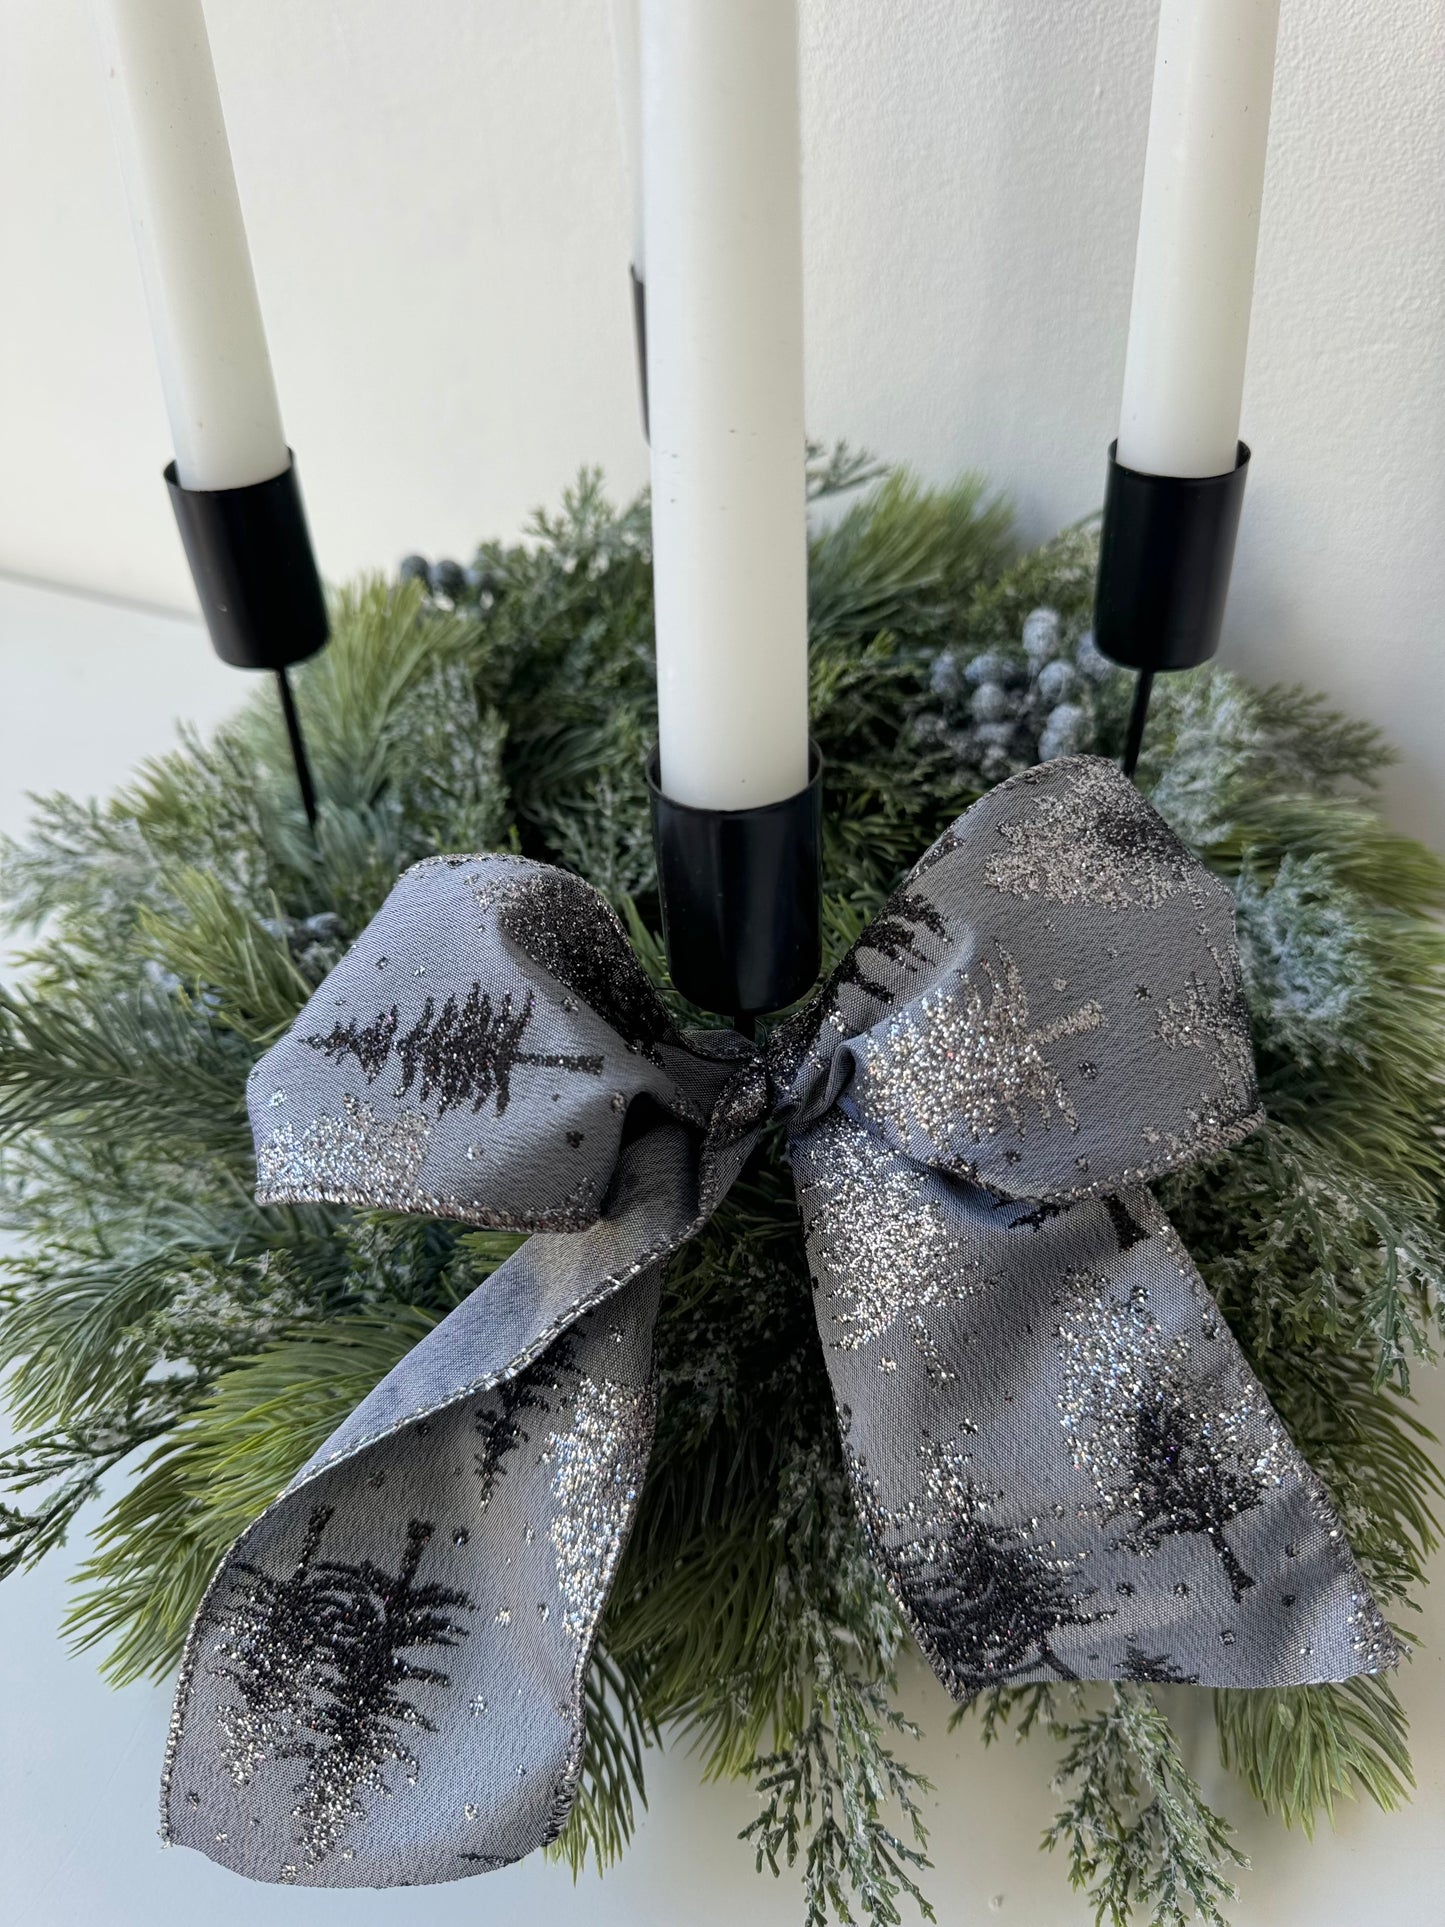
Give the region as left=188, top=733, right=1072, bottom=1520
left=162, top=1233, right=672, bottom=1886
left=794, top=1112, right=1399, bottom=1697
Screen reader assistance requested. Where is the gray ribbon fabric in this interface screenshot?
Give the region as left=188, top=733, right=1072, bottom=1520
left=162, top=756, right=1398, bottom=1887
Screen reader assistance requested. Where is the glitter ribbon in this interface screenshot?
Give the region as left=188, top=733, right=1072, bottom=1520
left=162, top=756, right=1398, bottom=1888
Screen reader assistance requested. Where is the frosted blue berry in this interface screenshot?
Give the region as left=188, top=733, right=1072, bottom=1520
left=965, top=650, right=1018, bottom=689
left=970, top=681, right=1012, bottom=724
left=929, top=651, right=965, bottom=699
left=909, top=713, right=949, bottom=747
left=974, top=721, right=1016, bottom=748
left=1039, top=701, right=1087, bottom=761
left=429, top=559, right=468, bottom=601
left=1038, top=659, right=1077, bottom=705
left=1075, top=629, right=1116, bottom=684
left=1022, top=607, right=1063, bottom=663
left=399, top=554, right=430, bottom=585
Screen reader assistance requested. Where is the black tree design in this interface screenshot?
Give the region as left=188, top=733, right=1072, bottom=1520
left=210, top=1505, right=473, bottom=1867
left=1122, top=1644, right=1199, bottom=1685
left=835, top=887, right=949, bottom=1004
left=851, top=1440, right=1107, bottom=1696
left=211, top=1504, right=338, bottom=1790
left=474, top=1369, right=553, bottom=1509
left=305, top=983, right=603, bottom=1117
left=302, top=1006, right=398, bottom=1078
left=497, top=870, right=677, bottom=1063
left=774, top=884, right=947, bottom=1070
left=1103, top=1193, right=1150, bottom=1254
left=1058, top=1272, right=1292, bottom=1604
left=1122, top=1395, right=1262, bottom=1602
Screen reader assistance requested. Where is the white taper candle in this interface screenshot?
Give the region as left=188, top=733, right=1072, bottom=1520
left=641, top=0, right=810, bottom=811
left=1117, top=0, right=1281, bottom=479
left=91, top=0, right=289, bottom=492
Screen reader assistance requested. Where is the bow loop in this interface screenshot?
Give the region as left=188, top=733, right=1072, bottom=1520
left=249, top=852, right=733, bottom=1233
left=776, top=759, right=1261, bottom=1200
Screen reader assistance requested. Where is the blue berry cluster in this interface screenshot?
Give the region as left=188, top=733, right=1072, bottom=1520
left=913, top=606, right=1118, bottom=785
left=400, top=554, right=502, bottom=610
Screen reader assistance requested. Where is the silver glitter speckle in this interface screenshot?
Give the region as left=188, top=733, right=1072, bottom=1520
left=983, top=759, right=1198, bottom=911
left=257, top=1091, right=430, bottom=1205
left=1058, top=1268, right=1296, bottom=1603
left=856, top=945, right=1104, bottom=1157
left=548, top=1375, right=655, bottom=1644
left=798, top=1111, right=985, bottom=1359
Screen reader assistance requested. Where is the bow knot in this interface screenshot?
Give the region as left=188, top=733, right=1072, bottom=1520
left=163, top=757, right=1396, bottom=1889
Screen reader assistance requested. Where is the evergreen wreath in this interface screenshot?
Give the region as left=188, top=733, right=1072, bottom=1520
left=2, top=451, right=1441, bottom=1926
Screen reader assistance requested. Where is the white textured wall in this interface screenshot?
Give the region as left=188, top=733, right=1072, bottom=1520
left=1, top=0, right=1441, bottom=837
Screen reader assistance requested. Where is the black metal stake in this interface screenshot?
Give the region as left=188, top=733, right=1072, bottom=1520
left=1121, top=668, right=1154, bottom=780
left=275, top=666, right=319, bottom=829
left=164, top=449, right=330, bottom=825
left=630, top=266, right=650, bottom=442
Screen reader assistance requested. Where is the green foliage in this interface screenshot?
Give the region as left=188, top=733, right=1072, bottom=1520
left=1043, top=1686, right=1245, bottom=1927
left=743, top=1671, right=934, bottom=1927
left=0, top=457, right=1441, bottom=1926
left=969, top=1684, right=1243, bottom=1926
left=548, top=1647, right=658, bottom=1876
left=64, top=1304, right=444, bottom=1686
left=1214, top=1675, right=1414, bottom=1835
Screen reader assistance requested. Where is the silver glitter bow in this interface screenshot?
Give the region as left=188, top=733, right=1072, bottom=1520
left=162, top=757, right=1398, bottom=1888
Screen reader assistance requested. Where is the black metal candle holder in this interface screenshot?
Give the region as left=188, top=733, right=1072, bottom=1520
left=647, top=744, right=822, bottom=1027
left=165, top=451, right=329, bottom=823
left=1094, top=441, right=1250, bottom=774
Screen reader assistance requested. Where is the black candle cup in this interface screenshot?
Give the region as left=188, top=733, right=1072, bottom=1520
left=1094, top=441, right=1250, bottom=673
left=647, top=745, right=822, bottom=1021
left=165, top=451, right=329, bottom=671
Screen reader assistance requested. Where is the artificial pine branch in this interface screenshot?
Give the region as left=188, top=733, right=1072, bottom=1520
left=1214, top=1675, right=1415, bottom=1835
left=1042, top=1685, right=1244, bottom=1927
